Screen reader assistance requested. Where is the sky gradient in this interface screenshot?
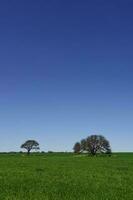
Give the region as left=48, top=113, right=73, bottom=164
left=0, top=0, right=133, bottom=152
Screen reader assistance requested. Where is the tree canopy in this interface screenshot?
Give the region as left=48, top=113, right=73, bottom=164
left=73, top=142, right=81, bottom=153
left=73, top=135, right=111, bottom=156
left=21, top=140, right=40, bottom=154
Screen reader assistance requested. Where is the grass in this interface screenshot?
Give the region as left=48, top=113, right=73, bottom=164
left=0, top=153, right=132, bottom=200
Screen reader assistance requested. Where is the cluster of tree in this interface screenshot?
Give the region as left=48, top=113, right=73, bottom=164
left=21, top=135, right=112, bottom=156
left=73, top=135, right=111, bottom=156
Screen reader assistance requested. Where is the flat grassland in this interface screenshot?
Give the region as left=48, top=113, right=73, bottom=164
left=0, top=153, right=133, bottom=200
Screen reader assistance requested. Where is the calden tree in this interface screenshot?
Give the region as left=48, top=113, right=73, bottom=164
left=21, top=140, right=40, bottom=155
left=86, top=135, right=111, bottom=156
left=80, top=139, right=87, bottom=152
left=73, top=135, right=111, bottom=156
left=73, top=142, right=81, bottom=153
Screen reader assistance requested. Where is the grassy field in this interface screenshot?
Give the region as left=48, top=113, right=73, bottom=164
left=0, top=153, right=133, bottom=200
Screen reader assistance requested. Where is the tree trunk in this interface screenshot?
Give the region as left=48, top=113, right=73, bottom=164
left=27, top=149, right=30, bottom=155
left=91, top=149, right=96, bottom=156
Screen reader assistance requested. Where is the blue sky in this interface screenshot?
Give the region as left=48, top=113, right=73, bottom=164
left=0, top=0, right=133, bottom=152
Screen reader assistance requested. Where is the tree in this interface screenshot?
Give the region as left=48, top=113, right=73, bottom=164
left=74, top=135, right=111, bottom=156
left=86, top=135, right=111, bottom=156
left=21, top=140, right=40, bottom=155
left=73, top=142, right=81, bottom=153
left=80, top=139, right=87, bottom=152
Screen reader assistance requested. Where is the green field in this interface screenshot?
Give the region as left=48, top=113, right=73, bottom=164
left=0, top=153, right=133, bottom=200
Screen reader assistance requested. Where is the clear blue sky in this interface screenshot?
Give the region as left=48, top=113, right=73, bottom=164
left=0, top=0, right=133, bottom=152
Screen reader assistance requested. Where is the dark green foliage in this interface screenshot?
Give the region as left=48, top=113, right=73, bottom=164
left=86, top=135, right=111, bottom=155
left=73, top=142, right=81, bottom=153
left=21, top=140, right=40, bottom=154
left=74, top=135, right=111, bottom=156
left=48, top=151, right=54, bottom=153
left=80, top=139, right=87, bottom=151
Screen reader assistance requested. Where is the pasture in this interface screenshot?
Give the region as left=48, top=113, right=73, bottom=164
left=0, top=153, right=132, bottom=200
